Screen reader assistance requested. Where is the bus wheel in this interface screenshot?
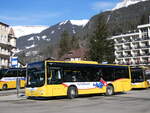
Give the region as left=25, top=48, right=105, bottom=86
left=105, top=85, right=114, bottom=96
left=2, top=84, right=8, bottom=90
left=67, top=86, right=78, bottom=99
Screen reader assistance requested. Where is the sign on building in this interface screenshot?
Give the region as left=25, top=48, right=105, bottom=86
left=11, top=57, right=18, bottom=68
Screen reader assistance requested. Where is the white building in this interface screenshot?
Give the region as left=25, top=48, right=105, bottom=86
left=0, top=22, right=16, bottom=68
left=112, top=23, right=150, bottom=66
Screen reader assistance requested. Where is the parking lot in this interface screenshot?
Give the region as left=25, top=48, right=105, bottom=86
left=0, top=89, right=150, bottom=113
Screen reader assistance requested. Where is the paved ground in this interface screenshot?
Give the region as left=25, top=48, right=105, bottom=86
left=0, top=89, right=24, bottom=96
left=0, top=89, right=150, bottom=113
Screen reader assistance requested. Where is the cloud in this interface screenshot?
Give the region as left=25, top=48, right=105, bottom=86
left=91, top=1, right=117, bottom=11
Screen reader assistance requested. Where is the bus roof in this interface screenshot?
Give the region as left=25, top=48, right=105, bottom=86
left=27, top=60, right=129, bottom=69
left=46, top=61, right=129, bottom=69
left=46, top=60, right=99, bottom=64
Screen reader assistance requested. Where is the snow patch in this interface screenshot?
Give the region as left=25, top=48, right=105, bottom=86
left=46, top=38, right=51, bottom=41
left=12, top=26, right=49, bottom=38
left=59, top=19, right=89, bottom=27
left=36, top=36, right=40, bottom=40
left=113, top=0, right=148, bottom=10
left=26, top=51, right=38, bottom=56
left=51, top=30, right=55, bottom=34
left=72, top=27, right=76, bottom=34
left=25, top=44, right=36, bottom=49
left=42, top=35, right=47, bottom=39
left=28, top=37, right=34, bottom=41
left=70, top=20, right=89, bottom=26
left=59, top=20, right=69, bottom=25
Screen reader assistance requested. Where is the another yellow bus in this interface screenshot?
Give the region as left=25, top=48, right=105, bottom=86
left=131, top=67, right=150, bottom=89
left=25, top=60, right=132, bottom=98
left=0, top=68, right=26, bottom=90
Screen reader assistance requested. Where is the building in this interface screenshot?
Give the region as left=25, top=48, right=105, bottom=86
left=112, top=23, right=150, bottom=66
left=60, top=48, right=87, bottom=61
left=0, top=22, right=16, bottom=68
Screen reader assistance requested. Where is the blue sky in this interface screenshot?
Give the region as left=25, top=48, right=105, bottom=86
left=0, top=0, right=121, bottom=26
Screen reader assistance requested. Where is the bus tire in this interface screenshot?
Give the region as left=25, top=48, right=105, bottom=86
left=105, top=85, right=114, bottom=96
left=67, top=86, right=78, bottom=99
left=2, top=84, right=8, bottom=90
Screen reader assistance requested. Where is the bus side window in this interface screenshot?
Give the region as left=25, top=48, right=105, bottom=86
left=100, top=68, right=114, bottom=81
left=145, top=70, right=150, bottom=80
left=63, top=70, right=83, bottom=82
left=6, top=70, right=17, bottom=77
left=63, top=71, right=72, bottom=82
left=50, top=70, right=63, bottom=84
left=77, top=71, right=85, bottom=82
left=86, top=70, right=95, bottom=82
left=94, top=69, right=103, bottom=81
left=115, top=68, right=129, bottom=79
left=18, top=69, right=26, bottom=77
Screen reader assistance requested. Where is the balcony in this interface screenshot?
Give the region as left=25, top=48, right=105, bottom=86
left=116, top=55, right=124, bottom=58
left=123, top=46, right=132, bottom=50
left=116, top=47, right=123, bottom=51
left=133, top=38, right=141, bottom=41
left=141, top=36, right=149, bottom=40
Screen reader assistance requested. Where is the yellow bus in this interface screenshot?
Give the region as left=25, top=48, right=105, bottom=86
left=145, top=69, right=150, bottom=87
left=0, top=68, right=26, bottom=90
left=131, top=67, right=150, bottom=89
left=25, top=60, right=132, bottom=98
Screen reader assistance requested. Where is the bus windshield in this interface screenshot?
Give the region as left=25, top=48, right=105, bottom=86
left=131, top=68, right=144, bottom=82
left=26, top=62, right=45, bottom=87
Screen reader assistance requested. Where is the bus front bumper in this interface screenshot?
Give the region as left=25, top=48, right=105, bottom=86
left=25, top=87, right=47, bottom=97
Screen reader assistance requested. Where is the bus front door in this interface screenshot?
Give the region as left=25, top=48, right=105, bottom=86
left=49, top=70, right=65, bottom=96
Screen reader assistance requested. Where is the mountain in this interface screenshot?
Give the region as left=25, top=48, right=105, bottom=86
left=16, top=20, right=88, bottom=63
left=17, top=19, right=88, bottom=50
left=12, top=26, right=49, bottom=37
left=113, top=0, right=148, bottom=10
left=79, top=0, right=150, bottom=42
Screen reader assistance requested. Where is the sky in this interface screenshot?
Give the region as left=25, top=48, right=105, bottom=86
left=0, top=0, right=121, bottom=26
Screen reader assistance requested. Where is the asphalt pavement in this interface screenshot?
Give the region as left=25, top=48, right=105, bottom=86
left=0, top=89, right=150, bottom=113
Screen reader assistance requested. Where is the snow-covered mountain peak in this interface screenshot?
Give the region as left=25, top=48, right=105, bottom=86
left=70, top=20, right=89, bottom=26
left=113, top=0, right=148, bottom=10
left=59, top=20, right=69, bottom=26
left=59, top=19, right=89, bottom=27
left=12, top=26, right=49, bottom=38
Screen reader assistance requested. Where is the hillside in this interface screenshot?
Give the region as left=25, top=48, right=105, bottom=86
left=16, top=20, right=88, bottom=63
left=80, top=0, right=150, bottom=40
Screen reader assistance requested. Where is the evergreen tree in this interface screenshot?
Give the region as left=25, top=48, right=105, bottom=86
left=58, top=31, right=72, bottom=57
left=88, top=16, right=115, bottom=63
left=70, top=35, right=80, bottom=49
left=140, top=14, right=149, bottom=25
left=39, top=44, right=53, bottom=59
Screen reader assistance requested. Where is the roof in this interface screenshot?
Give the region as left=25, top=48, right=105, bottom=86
left=60, top=48, right=87, bottom=60
left=112, top=32, right=139, bottom=39
left=0, top=22, right=9, bottom=27
left=138, top=24, right=150, bottom=29
left=8, top=28, right=16, bottom=37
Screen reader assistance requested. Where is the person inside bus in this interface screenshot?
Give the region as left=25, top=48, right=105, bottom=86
left=95, top=69, right=104, bottom=81
left=72, top=75, right=77, bottom=82
left=47, top=70, right=63, bottom=84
